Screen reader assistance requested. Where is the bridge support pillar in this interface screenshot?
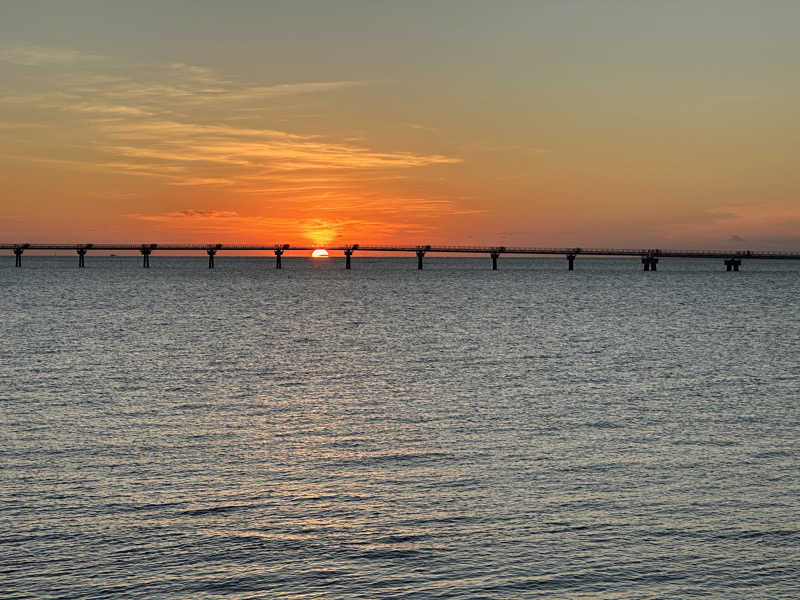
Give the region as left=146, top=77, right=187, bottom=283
left=274, top=247, right=284, bottom=269
left=642, top=256, right=658, bottom=271
left=207, top=248, right=217, bottom=268
left=490, top=252, right=499, bottom=270
left=140, top=246, right=152, bottom=268
left=14, top=247, right=24, bottom=267
left=416, top=249, right=425, bottom=270
left=725, top=258, right=741, bottom=272
left=77, top=248, right=87, bottom=268
left=567, top=254, right=576, bottom=271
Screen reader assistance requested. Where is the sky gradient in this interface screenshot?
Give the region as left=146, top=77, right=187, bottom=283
left=2, top=1, right=799, bottom=249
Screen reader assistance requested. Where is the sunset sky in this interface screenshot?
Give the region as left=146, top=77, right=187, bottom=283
left=2, top=1, right=799, bottom=249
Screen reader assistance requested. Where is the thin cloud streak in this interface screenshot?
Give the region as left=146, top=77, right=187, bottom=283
left=0, top=44, right=104, bottom=66
left=0, top=52, right=461, bottom=185
left=99, top=119, right=459, bottom=173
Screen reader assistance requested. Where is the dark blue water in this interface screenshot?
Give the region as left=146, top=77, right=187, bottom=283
left=2, top=256, right=798, bottom=598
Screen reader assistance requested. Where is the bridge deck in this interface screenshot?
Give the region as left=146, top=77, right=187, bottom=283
left=3, top=243, right=800, bottom=259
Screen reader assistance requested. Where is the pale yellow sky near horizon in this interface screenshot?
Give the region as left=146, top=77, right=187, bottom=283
left=1, top=1, right=799, bottom=249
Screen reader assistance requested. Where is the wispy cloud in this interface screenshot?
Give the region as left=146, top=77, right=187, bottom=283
left=220, top=81, right=364, bottom=102
left=406, top=123, right=439, bottom=134
left=168, top=62, right=223, bottom=84
left=0, top=53, right=460, bottom=183
left=96, top=118, right=459, bottom=180
left=32, top=63, right=363, bottom=107
left=98, top=161, right=186, bottom=177
left=169, top=177, right=237, bottom=186
left=0, top=44, right=103, bottom=66
left=70, top=103, right=154, bottom=116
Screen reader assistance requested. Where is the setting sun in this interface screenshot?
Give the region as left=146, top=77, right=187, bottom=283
left=311, top=249, right=329, bottom=258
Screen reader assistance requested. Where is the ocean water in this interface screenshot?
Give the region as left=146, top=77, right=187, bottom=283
left=1, top=255, right=798, bottom=599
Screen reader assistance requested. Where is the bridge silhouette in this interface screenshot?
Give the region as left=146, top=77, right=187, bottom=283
left=4, top=243, right=800, bottom=271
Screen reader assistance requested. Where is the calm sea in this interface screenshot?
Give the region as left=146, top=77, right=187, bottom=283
left=2, top=256, right=798, bottom=599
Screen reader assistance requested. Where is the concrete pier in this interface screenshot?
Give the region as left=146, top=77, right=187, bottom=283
left=725, top=258, right=742, bottom=272
left=567, top=253, right=576, bottom=271
left=416, top=245, right=429, bottom=270
left=344, top=246, right=353, bottom=269
left=642, top=256, right=659, bottom=271
left=489, top=247, right=504, bottom=270
left=140, top=245, right=153, bottom=268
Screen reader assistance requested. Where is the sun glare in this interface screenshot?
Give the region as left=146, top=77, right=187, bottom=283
left=311, top=248, right=329, bottom=258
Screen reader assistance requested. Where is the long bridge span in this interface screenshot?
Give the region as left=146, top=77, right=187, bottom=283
left=4, top=243, right=800, bottom=271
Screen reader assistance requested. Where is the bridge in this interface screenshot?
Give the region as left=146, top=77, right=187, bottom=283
left=3, top=243, right=800, bottom=271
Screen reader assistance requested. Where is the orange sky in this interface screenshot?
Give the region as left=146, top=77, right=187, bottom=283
left=2, top=2, right=799, bottom=250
